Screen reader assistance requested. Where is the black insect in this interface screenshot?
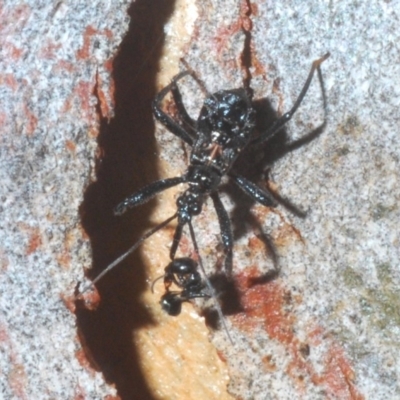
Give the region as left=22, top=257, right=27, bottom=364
left=152, top=250, right=233, bottom=343
left=153, top=257, right=210, bottom=316
left=149, top=218, right=233, bottom=342
left=112, top=53, right=330, bottom=275
left=88, top=53, right=329, bottom=287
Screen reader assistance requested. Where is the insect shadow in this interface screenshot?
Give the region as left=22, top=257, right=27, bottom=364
left=222, top=88, right=328, bottom=277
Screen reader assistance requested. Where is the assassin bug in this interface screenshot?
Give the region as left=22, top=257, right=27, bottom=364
left=84, top=53, right=329, bottom=342
left=111, top=52, right=330, bottom=275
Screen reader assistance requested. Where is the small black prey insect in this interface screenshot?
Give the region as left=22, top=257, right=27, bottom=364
left=151, top=222, right=233, bottom=343
left=153, top=257, right=210, bottom=317
left=111, top=52, right=330, bottom=275
left=87, top=53, right=329, bottom=293
left=155, top=257, right=234, bottom=342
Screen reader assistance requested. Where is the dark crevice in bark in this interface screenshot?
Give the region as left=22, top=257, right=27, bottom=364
left=76, top=1, right=176, bottom=399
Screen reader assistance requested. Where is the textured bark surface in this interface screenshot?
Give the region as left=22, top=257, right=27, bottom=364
left=1, top=0, right=400, bottom=399
left=0, top=1, right=131, bottom=399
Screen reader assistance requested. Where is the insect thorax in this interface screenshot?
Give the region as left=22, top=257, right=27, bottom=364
left=192, top=88, right=256, bottom=174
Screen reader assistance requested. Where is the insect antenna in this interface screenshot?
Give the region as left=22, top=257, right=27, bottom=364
left=188, top=221, right=234, bottom=345
left=81, top=213, right=177, bottom=293
left=150, top=274, right=165, bottom=294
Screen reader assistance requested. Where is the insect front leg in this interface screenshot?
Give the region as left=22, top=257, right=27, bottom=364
left=152, top=70, right=195, bottom=146
left=170, top=81, right=196, bottom=136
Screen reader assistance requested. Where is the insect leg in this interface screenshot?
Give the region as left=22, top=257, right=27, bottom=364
left=210, top=192, right=234, bottom=275
left=170, top=83, right=196, bottom=135
left=114, top=176, right=186, bottom=215
left=152, top=71, right=194, bottom=146
left=229, top=171, right=277, bottom=207
left=84, top=213, right=177, bottom=290
left=188, top=221, right=234, bottom=344
left=251, top=52, right=330, bottom=145
left=169, top=221, right=184, bottom=261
